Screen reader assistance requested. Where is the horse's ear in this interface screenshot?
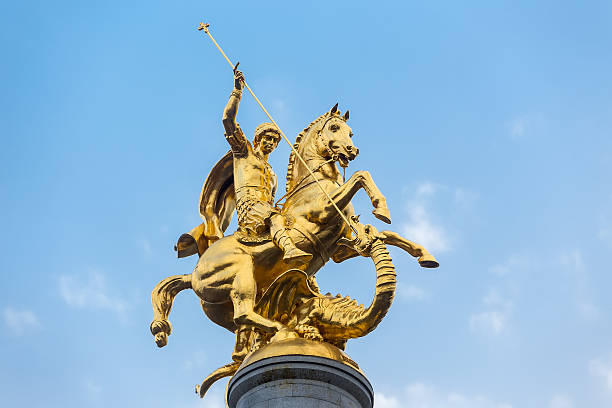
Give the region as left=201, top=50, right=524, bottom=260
left=330, top=103, right=338, bottom=114
left=343, top=110, right=349, bottom=121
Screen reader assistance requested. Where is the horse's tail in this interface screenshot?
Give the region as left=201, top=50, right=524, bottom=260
left=196, top=361, right=241, bottom=399
left=150, top=274, right=192, bottom=347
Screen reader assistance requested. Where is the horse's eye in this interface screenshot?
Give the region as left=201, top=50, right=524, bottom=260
left=330, top=124, right=339, bottom=132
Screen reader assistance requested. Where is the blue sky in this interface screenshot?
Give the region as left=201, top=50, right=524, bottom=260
left=1, top=1, right=612, bottom=407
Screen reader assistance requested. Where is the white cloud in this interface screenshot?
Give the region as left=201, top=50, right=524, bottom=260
left=469, top=310, right=506, bottom=335
left=84, top=379, right=102, bottom=394
left=453, top=187, right=478, bottom=210
left=374, top=392, right=401, bottom=408
left=507, top=114, right=546, bottom=141
left=398, top=284, right=429, bottom=301
left=402, top=182, right=451, bottom=253
left=549, top=394, right=573, bottom=408
left=590, top=356, right=612, bottom=392
left=138, top=237, right=153, bottom=256
left=375, top=382, right=513, bottom=408
left=506, top=113, right=551, bottom=142
left=598, top=228, right=612, bottom=247
left=489, top=255, right=526, bottom=276
left=509, top=116, right=525, bottom=139
left=183, top=350, right=207, bottom=370
left=59, top=270, right=128, bottom=320
left=597, top=193, right=612, bottom=248
left=560, top=250, right=585, bottom=272
left=416, top=181, right=437, bottom=196
left=3, top=307, right=41, bottom=335
left=470, top=289, right=513, bottom=335
left=560, top=251, right=600, bottom=320
left=579, top=302, right=600, bottom=320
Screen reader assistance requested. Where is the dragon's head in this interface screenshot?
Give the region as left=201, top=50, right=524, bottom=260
left=338, top=215, right=385, bottom=257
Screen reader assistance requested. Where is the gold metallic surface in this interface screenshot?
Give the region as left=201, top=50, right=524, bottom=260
left=238, top=337, right=363, bottom=373
left=151, top=26, right=440, bottom=401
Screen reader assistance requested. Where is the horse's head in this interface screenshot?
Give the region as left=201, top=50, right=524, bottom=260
left=315, top=103, right=358, bottom=168
left=286, top=104, right=359, bottom=192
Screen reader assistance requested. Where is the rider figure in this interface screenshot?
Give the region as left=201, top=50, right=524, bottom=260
left=223, top=68, right=312, bottom=266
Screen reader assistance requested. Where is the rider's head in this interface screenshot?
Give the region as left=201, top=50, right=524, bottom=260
left=254, top=122, right=281, bottom=155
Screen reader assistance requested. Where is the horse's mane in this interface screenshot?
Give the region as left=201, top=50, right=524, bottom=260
left=286, top=112, right=329, bottom=192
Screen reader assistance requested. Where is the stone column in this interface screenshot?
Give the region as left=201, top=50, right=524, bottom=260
left=226, top=339, right=373, bottom=408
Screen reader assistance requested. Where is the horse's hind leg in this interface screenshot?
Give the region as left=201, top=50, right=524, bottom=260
left=229, top=258, right=295, bottom=360
left=232, top=326, right=252, bottom=362
left=150, top=274, right=192, bottom=347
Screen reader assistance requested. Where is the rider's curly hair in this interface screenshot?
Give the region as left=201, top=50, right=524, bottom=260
left=253, top=122, right=281, bottom=145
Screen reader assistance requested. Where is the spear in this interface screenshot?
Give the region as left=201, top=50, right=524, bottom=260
left=197, top=22, right=357, bottom=234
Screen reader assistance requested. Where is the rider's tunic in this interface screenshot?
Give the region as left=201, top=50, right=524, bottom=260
left=226, top=124, right=278, bottom=242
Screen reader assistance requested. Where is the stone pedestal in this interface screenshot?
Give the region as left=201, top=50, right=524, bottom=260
left=226, top=339, right=373, bottom=408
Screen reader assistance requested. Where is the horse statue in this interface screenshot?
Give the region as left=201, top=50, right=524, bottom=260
left=150, top=105, right=438, bottom=398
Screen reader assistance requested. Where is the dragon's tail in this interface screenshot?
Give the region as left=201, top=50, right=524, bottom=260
left=196, top=361, right=241, bottom=399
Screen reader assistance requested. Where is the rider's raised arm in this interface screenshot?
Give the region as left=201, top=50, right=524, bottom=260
left=222, top=70, right=248, bottom=155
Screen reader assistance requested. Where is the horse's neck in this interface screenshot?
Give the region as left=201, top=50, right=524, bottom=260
left=300, top=144, right=342, bottom=184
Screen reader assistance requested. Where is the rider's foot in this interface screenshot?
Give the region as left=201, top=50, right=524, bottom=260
left=372, top=207, right=391, bottom=224
left=283, top=247, right=313, bottom=267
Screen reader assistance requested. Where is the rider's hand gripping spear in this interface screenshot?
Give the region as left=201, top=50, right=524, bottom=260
left=197, top=22, right=358, bottom=235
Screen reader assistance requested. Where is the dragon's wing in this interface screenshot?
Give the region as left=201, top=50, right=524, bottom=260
left=255, top=270, right=320, bottom=323
left=175, top=150, right=235, bottom=258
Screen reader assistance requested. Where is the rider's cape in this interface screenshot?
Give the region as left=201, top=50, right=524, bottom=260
left=175, top=150, right=235, bottom=258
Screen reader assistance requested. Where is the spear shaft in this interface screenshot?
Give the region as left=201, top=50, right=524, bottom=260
left=198, top=22, right=356, bottom=234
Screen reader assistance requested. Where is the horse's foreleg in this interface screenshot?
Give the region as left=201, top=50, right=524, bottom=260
left=329, top=171, right=391, bottom=223
left=330, top=230, right=439, bottom=268
left=381, top=230, right=439, bottom=268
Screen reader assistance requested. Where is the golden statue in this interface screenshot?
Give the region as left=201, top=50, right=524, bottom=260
left=150, top=23, right=439, bottom=401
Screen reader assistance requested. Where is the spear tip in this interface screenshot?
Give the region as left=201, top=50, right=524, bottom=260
left=197, top=22, right=210, bottom=33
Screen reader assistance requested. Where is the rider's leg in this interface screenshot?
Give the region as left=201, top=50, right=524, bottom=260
left=269, top=214, right=312, bottom=266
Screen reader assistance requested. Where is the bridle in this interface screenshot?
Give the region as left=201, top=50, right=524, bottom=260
left=316, top=116, right=342, bottom=162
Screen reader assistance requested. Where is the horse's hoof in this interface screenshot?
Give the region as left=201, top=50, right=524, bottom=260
left=372, top=208, right=391, bottom=224
left=155, top=332, right=168, bottom=347
left=418, top=254, right=439, bottom=268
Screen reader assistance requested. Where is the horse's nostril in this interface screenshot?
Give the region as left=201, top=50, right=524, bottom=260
left=346, top=145, right=352, bottom=151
